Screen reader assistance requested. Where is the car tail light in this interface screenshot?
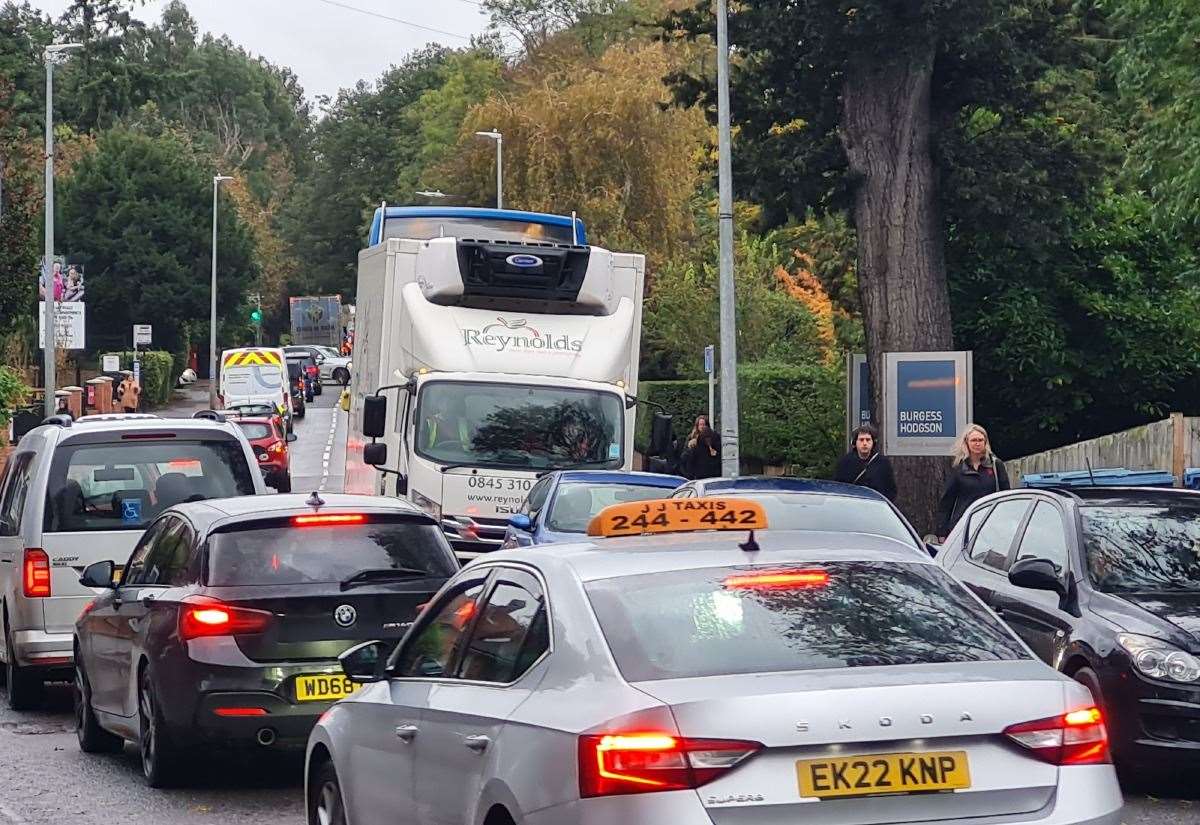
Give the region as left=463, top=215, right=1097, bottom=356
left=23, top=548, right=51, bottom=598
left=179, top=596, right=272, bottom=641
left=723, top=570, right=829, bottom=589
left=292, top=514, right=366, bottom=526
left=268, top=440, right=286, bottom=455
left=1003, top=706, right=1109, bottom=765
left=579, top=733, right=761, bottom=797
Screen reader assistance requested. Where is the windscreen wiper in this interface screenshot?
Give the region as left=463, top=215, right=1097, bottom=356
left=340, top=567, right=431, bottom=591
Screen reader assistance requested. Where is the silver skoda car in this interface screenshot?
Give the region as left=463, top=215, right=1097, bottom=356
left=304, top=517, right=1123, bottom=825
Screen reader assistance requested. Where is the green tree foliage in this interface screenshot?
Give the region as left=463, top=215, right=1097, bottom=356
left=58, top=124, right=258, bottom=355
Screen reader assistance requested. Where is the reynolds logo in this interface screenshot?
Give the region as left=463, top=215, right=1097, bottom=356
left=506, top=254, right=543, bottom=268
left=463, top=317, right=583, bottom=353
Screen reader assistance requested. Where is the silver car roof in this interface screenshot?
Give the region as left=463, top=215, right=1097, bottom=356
left=474, top=529, right=933, bottom=582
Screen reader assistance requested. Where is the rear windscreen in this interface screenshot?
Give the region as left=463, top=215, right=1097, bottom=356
left=206, top=520, right=458, bottom=586
left=235, top=422, right=273, bottom=440
left=716, top=493, right=917, bottom=547
left=45, top=440, right=255, bottom=532
left=585, top=561, right=1028, bottom=681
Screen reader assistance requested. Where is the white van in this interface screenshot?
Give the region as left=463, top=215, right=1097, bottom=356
left=0, top=414, right=266, bottom=709
left=218, top=347, right=292, bottom=429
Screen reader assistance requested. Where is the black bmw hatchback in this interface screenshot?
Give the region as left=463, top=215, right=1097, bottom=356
left=73, top=493, right=458, bottom=787
left=936, top=485, right=1200, bottom=776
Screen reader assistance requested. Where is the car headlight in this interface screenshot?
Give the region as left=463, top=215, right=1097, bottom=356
left=411, top=489, right=441, bottom=521
left=1117, top=633, right=1200, bottom=683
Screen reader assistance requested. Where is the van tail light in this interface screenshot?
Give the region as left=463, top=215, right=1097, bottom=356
left=578, top=733, right=761, bottom=798
left=23, top=549, right=51, bottom=598
left=179, top=596, right=272, bottom=641
left=1003, top=706, right=1110, bottom=765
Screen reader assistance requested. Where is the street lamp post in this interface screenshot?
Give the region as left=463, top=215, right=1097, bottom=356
left=715, top=0, right=741, bottom=476
left=474, top=130, right=503, bottom=209
left=42, top=43, right=83, bottom=417
left=209, top=174, right=233, bottom=410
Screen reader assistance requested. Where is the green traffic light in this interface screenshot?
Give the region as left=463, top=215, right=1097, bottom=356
left=250, top=309, right=263, bottom=323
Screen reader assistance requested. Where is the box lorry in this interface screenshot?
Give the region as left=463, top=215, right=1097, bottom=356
left=344, top=207, right=646, bottom=558
left=289, top=295, right=343, bottom=348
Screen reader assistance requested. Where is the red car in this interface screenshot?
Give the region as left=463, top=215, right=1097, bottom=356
left=229, top=415, right=294, bottom=492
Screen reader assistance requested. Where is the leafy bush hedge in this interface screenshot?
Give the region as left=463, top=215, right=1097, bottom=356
left=103, top=351, right=176, bottom=407
left=635, top=361, right=845, bottom=477
left=0, top=366, right=31, bottom=431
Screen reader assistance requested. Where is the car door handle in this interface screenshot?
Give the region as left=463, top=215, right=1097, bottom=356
left=463, top=734, right=491, bottom=752
left=394, top=724, right=419, bottom=742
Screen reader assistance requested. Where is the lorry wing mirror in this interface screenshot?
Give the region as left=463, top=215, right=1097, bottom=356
left=364, top=442, right=387, bottom=466
left=649, top=413, right=674, bottom=457
left=363, top=395, right=387, bottom=439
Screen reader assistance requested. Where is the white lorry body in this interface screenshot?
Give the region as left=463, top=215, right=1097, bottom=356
left=345, top=235, right=645, bottom=557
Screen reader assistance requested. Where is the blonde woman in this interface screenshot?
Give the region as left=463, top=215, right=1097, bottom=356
left=935, top=423, right=1010, bottom=539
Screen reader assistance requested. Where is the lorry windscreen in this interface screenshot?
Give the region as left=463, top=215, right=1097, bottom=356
left=383, top=217, right=575, bottom=245
left=415, top=381, right=623, bottom=471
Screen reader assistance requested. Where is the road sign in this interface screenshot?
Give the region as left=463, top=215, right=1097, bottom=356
left=703, top=345, right=715, bottom=375
left=133, top=324, right=152, bottom=345
left=882, top=351, right=973, bottom=457
left=132, top=360, right=141, bottom=386
left=102, top=355, right=120, bottom=372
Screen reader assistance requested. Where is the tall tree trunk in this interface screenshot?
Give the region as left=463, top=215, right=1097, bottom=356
left=840, top=43, right=955, bottom=535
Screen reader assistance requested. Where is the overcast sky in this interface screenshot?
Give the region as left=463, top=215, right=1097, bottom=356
left=28, top=0, right=492, bottom=105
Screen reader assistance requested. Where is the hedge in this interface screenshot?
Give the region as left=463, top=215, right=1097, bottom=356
left=635, top=362, right=845, bottom=477
left=103, top=351, right=176, bottom=407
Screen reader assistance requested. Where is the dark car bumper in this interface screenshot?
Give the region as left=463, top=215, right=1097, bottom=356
left=1100, top=663, right=1200, bottom=770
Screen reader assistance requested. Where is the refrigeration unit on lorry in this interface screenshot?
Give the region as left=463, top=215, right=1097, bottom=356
left=344, top=206, right=656, bottom=557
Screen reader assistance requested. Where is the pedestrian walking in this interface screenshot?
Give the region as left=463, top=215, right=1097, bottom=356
left=935, top=423, right=1010, bottom=540
left=833, top=424, right=897, bottom=501
left=680, top=415, right=722, bottom=480
left=117, top=370, right=141, bottom=413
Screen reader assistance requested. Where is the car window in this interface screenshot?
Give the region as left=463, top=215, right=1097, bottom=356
left=671, top=486, right=696, bottom=499
left=1081, top=503, right=1200, bottom=593
left=234, top=422, right=273, bottom=441
left=968, top=499, right=1029, bottom=570
left=123, top=517, right=173, bottom=586
left=719, top=492, right=917, bottom=547
left=133, top=519, right=195, bottom=586
left=1015, top=502, right=1069, bottom=577
left=524, top=476, right=554, bottom=518
left=586, top=561, right=1030, bottom=681
left=0, top=453, right=34, bottom=535
left=546, top=482, right=675, bottom=533
left=43, top=439, right=255, bottom=532
left=457, top=569, right=549, bottom=683
left=393, top=579, right=488, bottom=678
left=206, top=517, right=457, bottom=586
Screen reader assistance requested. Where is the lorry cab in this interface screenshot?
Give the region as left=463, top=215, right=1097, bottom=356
left=346, top=207, right=645, bottom=560
left=219, top=348, right=292, bottom=431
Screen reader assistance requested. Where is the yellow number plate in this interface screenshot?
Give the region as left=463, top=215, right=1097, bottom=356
left=294, top=674, right=362, bottom=703
left=796, top=750, right=970, bottom=799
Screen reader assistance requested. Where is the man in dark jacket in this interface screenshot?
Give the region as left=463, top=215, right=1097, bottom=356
left=833, top=424, right=897, bottom=501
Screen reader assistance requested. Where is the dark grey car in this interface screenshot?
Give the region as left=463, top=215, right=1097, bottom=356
left=73, top=493, right=457, bottom=787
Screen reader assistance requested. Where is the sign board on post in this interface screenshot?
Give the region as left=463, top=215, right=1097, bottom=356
left=132, top=360, right=141, bottom=387
left=846, top=353, right=872, bottom=442
left=102, top=355, right=120, bottom=373
left=704, top=345, right=716, bottom=427
left=38, top=302, right=86, bottom=350
left=882, top=351, right=973, bottom=457
left=133, top=325, right=152, bottom=346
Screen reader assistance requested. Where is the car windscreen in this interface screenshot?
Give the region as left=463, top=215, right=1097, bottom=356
left=44, top=439, right=255, bottom=532
left=206, top=518, right=458, bottom=586
left=234, top=422, right=273, bottom=440
left=585, top=561, right=1029, bottom=681
left=715, top=492, right=916, bottom=547
left=1081, top=504, right=1200, bottom=592
left=546, top=482, right=677, bottom=533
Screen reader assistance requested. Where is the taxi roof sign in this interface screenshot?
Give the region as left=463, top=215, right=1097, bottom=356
left=586, top=496, right=768, bottom=538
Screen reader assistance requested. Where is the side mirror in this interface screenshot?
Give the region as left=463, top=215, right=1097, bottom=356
left=649, top=412, right=674, bottom=457
left=1008, top=558, right=1067, bottom=599
left=363, top=395, right=387, bottom=439
left=286, top=432, right=298, bottom=443
left=508, top=513, right=533, bottom=532
left=79, top=560, right=116, bottom=589
left=339, top=639, right=391, bottom=684
left=364, top=442, right=387, bottom=467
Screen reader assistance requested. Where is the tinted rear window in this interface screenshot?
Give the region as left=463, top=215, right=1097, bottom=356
left=206, top=519, right=457, bottom=586
left=585, top=561, right=1028, bottom=681
left=720, top=493, right=917, bottom=548
left=45, top=439, right=255, bottom=532
left=235, top=422, right=273, bottom=440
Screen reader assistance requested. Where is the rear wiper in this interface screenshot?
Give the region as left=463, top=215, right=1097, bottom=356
left=340, top=567, right=431, bottom=591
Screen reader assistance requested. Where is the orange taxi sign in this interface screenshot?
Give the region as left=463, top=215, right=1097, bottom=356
left=586, top=497, right=768, bottom=538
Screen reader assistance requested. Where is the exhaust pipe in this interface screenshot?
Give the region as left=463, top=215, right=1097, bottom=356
left=256, top=727, right=277, bottom=747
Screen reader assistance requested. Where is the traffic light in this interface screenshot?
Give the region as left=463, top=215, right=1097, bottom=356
left=250, top=308, right=263, bottom=324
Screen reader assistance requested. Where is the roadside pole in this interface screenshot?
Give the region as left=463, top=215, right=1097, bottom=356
left=716, top=0, right=740, bottom=476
